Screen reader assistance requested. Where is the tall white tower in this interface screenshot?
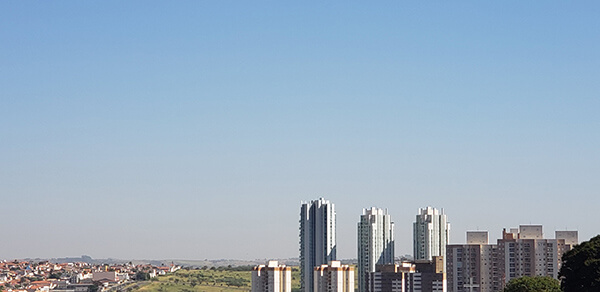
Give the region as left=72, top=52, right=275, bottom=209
left=300, top=198, right=336, bottom=292
left=413, top=206, right=450, bottom=261
left=357, top=207, right=394, bottom=292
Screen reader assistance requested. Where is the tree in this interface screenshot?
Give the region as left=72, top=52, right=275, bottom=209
left=49, top=273, right=62, bottom=279
left=503, top=276, right=560, bottom=292
left=135, top=272, right=150, bottom=281
left=560, top=234, right=600, bottom=292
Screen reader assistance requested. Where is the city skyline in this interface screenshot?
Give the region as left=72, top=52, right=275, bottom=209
left=1, top=1, right=599, bottom=261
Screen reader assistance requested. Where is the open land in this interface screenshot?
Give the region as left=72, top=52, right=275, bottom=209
left=130, top=268, right=301, bottom=292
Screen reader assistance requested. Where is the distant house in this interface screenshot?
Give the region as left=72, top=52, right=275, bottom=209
left=156, top=265, right=180, bottom=275
left=97, top=278, right=113, bottom=288
left=28, top=280, right=56, bottom=292
left=156, top=267, right=169, bottom=275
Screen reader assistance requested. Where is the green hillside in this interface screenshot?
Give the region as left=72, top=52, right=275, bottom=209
left=129, top=267, right=300, bottom=292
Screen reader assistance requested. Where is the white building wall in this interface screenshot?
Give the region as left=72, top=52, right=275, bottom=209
left=301, top=198, right=336, bottom=292
left=358, top=207, right=394, bottom=292
left=414, top=207, right=450, bottom=262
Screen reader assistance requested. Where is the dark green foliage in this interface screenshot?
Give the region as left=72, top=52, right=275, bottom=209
left=136, top=272, right=150, bottom=281
left=49, top=273, right=62, bottom=279
left=503, top=276, right=560, bottom=292
left=560, top=235, right=600, bottom=292
left=216, top=276, right=249, bottom=287
left=225, top=265, right=254, bottom=271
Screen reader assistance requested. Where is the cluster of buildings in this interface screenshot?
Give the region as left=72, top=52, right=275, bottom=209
left=446, top=227, right=577, bottom=292
left=252, top=198, right=579, bottom=292
left=0, top=260, right=179, bottom=292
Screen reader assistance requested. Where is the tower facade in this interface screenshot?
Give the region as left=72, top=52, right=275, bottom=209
left=497, top=225, right=572, bottom=284
left=300, top=198, right=336, bottom=292
left=358, top=207, right=395, bottom=292
left=413, top=207, right=450, bottom=261
left=447, top=231, right=498, bottom=292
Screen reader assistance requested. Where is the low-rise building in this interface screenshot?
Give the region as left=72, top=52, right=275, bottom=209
left=252, top=261, right=292, bottom=292
left=314, top=261, right=354, bottom=292
left=366, top=257, right=445, bottom=292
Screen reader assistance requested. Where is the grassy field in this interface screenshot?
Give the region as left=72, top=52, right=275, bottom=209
left=131, top=267, right=301, bottom=292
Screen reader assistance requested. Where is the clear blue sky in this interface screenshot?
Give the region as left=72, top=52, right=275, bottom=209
left=1, top=1, right=599, bottom=260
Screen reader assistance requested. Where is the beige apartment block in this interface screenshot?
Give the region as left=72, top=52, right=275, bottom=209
left=447, top=231, right=498, bottom=292
left=498, top=225, right=575, bottom=282
left=314, top=261, right=354, bottom=292
left=446, top=226, right=578, bottom=292
left=252, top=261, right=292, bottom=292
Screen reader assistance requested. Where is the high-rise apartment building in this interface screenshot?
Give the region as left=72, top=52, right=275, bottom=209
left=446, top=226, right=578, bottom=292
left=447, top=231, right=499, bottom=292
left=314, top=261, right=354, bottom=292
left=300, top=198, right=336, bottom=292
left=414, top=207, right=450, bottom=261
left=497, top=225, right=571, bottom=283
left=358, top=207, right=395, bottom=292
left=252, top=261, right=292, bottom=292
